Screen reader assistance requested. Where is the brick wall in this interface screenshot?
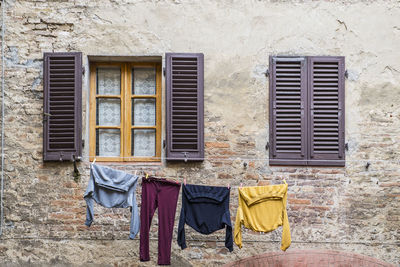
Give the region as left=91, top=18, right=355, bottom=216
left=0, top=0, right=399, bottom=266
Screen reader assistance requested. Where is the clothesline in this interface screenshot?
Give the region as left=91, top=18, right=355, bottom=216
left=88, top=166, right=250, bottom=189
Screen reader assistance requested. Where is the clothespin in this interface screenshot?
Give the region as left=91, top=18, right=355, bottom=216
left=90, top=158, right=96, bottom=170
left=227, top=183, right=230, bottom=189
left=184, top=178, right=186, bottom=186
left=145, top=173, right=149, bottom=179
left=240, top=183, right=243, bottom=188
left=283, top=179, right=287, bottom=185
left=135, top=170, right=137, bottom=176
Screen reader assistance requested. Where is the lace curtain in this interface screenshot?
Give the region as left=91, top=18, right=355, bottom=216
left=96, top=67, right=121, bottom=156
left=132, top=68, right=156, bottom=156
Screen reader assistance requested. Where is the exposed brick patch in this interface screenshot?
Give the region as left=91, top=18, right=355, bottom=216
left=216, top=150, right=237, bottom=156
left=218, top=173, right=233, bottom=179
left=307, top=206, right=331, bottom=211
left=63, top=181, right=79, bottom=188
left=48, top=213, right=76, bottom=220
left=205, top=142, right=230, bottom=148
left=244, top=173, right=258, bottom=180
left=288, top=199, right=311, bottom=205
left=223, top=249, right=396, bottom=267
left=379, top=182, right=400, bottom=187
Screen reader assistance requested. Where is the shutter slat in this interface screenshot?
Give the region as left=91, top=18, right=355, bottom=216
left=43, top=52, right=82, bottom=161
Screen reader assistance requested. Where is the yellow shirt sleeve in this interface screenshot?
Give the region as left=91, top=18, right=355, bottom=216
left=281, top=185, right=291, bottom=251
left=233, top=192, right=244, bottom=248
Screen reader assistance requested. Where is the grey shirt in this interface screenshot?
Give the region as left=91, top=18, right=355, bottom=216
left=84, top=164, right=139, bottom=239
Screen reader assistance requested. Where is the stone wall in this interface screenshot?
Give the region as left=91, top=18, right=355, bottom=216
left=0, top=0, right=399, bottom=266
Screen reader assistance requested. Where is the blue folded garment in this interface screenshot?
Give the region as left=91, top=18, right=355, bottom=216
left=84, top=164, right=139, bottom=239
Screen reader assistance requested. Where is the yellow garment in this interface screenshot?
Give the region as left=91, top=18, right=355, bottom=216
left=234, top=182, right=291, bottom=251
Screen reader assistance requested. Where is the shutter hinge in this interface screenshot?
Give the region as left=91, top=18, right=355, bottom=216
left=183, top=152, right=188, bottom=163
left=265, top=142, right=269, bottom=150
left=82, top=67, right=85, bottom=76
left=345, top=142, right=349, bottom=151
left=344, top=69, right=348, bottom=79
left=163, top=67, right=165, bottom=76
left=82, top=139, right=85, bottom=148
left=43, top=112, right=51, bottom=121
left=163, top=140, right=166, bottom=148
left=264, top=69, right=269, bottom=77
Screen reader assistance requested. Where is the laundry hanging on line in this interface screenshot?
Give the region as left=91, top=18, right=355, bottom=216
left=140, top=176, right=181, bottom=265
left=177, top=184, right=233, bottom=252
left=84, top=163, right=140, bottom=239
left=234, top=181, right=291, bottom=251
left=83, top=163, right=292, bottom=265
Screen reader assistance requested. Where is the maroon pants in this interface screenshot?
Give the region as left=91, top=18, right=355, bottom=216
left=140, top=177, right=181, bottom=265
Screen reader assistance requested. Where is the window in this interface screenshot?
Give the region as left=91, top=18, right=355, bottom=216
left=89, top=62, right=162, bottom=162
left=269, top=56, right=345, bottom=166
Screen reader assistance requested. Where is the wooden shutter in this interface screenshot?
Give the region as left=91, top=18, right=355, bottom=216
left=269, top=57, right=308, bottom=165
left=308, top=56, right=345, bottom=166
left=165, top=53, right=204, bottom=161
left=43, top=52, right=82, bottom=161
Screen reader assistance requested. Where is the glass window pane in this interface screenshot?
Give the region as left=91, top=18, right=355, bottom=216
left=97, top=98, right=120, bottom=126
left=97, top=67, right=121, bottom=95
left=132, top=129, right=155, bottom=157
left=133, top=99, right=156, bottom=126
left=133, top=67, right=156, bottom=95
left=96, top=129, right=120, bottom=157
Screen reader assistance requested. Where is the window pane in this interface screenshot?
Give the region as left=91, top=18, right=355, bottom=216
left=132, top=129, right=155, bottom=157
left=133, top=99, right=156, bottom=126
left=96, top=129, right=120, bottom=157
left=133, top=68, right=156, bottom=95
left=97, top=98, right=120, bottom=126
left=97, top=67, right=121, bottom=95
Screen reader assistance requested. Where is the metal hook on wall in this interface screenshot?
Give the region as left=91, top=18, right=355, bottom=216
left=72, top=155, right=81, bottom=183
left=365, top=162, right=371, bottom=171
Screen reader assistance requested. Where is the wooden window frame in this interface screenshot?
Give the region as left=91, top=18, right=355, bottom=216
left=89, top=62, right=162, bottom=162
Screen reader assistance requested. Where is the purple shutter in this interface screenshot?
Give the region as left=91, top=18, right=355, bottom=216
left=43, top=52, right=82, bottom=161
left=269, top=57, right=308, bottom=166
left=308, top=56, right=345, bottom=166
left=165, top=53, right=204, bottom=161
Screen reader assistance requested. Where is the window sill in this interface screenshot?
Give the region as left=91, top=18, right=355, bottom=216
left=89, top=156, right=162, bottom=164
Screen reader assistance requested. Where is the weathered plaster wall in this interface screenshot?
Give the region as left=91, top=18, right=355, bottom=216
left=0, top=0, right=399, bottom=266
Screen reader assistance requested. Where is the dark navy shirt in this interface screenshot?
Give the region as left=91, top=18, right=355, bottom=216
left=177, top=184, right=233, bottom=252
